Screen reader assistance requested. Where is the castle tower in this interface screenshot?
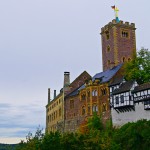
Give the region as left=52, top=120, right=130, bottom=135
left=101, top=19, right=136, bottom=71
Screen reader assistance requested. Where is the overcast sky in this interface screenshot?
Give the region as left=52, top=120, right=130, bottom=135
left=0, top=0, right=150, bottom=144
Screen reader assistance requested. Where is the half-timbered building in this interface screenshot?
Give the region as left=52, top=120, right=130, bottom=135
left=110, top=80, right=150, bottom=126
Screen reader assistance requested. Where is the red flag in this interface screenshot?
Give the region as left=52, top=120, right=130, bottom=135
left=111, top=5, right=115, bottom=10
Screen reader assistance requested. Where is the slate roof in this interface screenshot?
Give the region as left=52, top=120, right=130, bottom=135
left=76, top=64, right=123, bottom=91
left=132, top=82, right=150, bottom=93
left=112, top=80, right=134, bottom=95
left=109, top=76, right=124, bottom=86
left=92, top=64, right=123, bottom=83
left=65, top=88, right=79, bottom=97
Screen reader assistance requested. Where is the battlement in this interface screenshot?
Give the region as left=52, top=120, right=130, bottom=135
left=101, top=19, right=135, bottom=33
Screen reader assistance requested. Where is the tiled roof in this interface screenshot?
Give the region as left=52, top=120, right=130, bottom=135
left=112, top=80, right=134, bottom=95
left=92, top=64, right=123, bottom=83
left=132, top=82, right=150, bottom=93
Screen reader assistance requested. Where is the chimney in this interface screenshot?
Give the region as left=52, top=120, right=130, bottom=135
left=48, top=88, right=51, bottom=104
left=64, top=72, right=70, bottom=87
left=54, top=90, right=56, bottom=99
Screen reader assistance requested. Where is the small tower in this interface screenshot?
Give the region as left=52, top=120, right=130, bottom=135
left=101, top=20, right=136, bottom=71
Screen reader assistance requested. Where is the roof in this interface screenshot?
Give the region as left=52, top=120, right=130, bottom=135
left=65, top=88, right=79, bottom=97
left=112, top=80, right=134, bottom=95
left=109, top=76, right=124, bottom=86
left=92, top=64, right=123, bottom=83
left=75, top=64, right=123, bottom=92
left=132, top=82, right=150, bottom=93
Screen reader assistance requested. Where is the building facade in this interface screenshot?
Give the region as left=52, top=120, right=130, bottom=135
left=46, top=71, right=91, bottom=133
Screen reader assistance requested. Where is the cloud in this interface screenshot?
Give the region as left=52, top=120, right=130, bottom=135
left=0, top=102, right=45, bottom=142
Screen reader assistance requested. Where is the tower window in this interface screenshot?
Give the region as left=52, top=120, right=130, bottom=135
left=105, top=31, right=110, bottom=40
left=107, top=60, right=111, bottom=65
left=107, top=45, right=110, bottom=52
left=122, top=31, right=129, bottom=38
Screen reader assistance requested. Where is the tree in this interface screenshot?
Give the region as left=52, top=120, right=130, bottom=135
left=124, top=48, right=150, bottom=84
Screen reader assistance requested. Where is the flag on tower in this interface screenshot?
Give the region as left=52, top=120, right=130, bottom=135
left=111, top=5, right=115, bottom=9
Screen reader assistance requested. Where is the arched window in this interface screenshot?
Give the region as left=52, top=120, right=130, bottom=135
left=101, top=88, right=107, bottom=95
left=81, top=94, right=86, bottom=100
left=92, top=105, right=98, bottom=112
left=107, top=45, right=110, bottom=52
left=102, top=103, right=107, bottom=112
left=128, top=58, right=131, bottom=62
left=122, top=57, right=126, bottom=62
left=82, top=106, right=86, bottom=115
left=87, top=91, right=90, bottom=97
left=92, top=90, right=98, bottom=96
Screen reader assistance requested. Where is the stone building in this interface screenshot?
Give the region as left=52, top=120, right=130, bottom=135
left=46, top=18, right=143, bottom=131
left=46, top=71, right=91, bottom=133
left=64, top=64, right=124, bottom=132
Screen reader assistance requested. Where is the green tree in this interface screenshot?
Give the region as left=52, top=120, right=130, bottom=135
left=112, top=120, right=150, bottom=150
left=125, top=48, right=150, bottom=84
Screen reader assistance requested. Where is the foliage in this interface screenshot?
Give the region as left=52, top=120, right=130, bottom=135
left=16, top=117, right=150, bottom=150
left=124, top=48, right=150, bottom=84
left=112, top=119, right=150, bottom=150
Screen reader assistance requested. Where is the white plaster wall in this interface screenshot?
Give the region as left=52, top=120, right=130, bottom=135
left=111, top=102, right=150, bottom=126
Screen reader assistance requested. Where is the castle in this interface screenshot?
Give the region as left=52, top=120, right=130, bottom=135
left=46, top=18, right=150, bottom=132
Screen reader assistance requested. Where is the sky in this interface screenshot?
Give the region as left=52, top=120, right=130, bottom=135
left=0, top=0, right=150, bottom=144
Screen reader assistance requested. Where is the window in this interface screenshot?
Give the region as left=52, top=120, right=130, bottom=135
left=92, top=90, right=98, bottom=96
left=116, top=96, right=119, bottom=104
left=122, top=57, right=126, bottom=62
left=101, top=88, right=107, bottom=96
left=105, top=31, right=110, bottom=40
left=82, top=106, right=86, bottom=115
left=87, top=91, right=90, bottom=97
left=70, top=100, right=74, bottom=109
left=56, top=111, right=57, bottom=118
left=88, top=105, right=90, bottom=114
left=128, top=58, right=131, bottom=62
left=107, top=60, right=111, bottom=65
left=102, top=103, right=107, bottom=112
left=92, top=105, right=98, bottom=112
left=120, top=95, right=124, bottom=103
left=81, top=94, right=86, bottom=100
left=122, top=30, right=129, bottom=38
left=48, top=116, right=49, bottom=123
left=59, top=108, right=61, bottom=117
left=107, top=45, right=110, bottom=52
